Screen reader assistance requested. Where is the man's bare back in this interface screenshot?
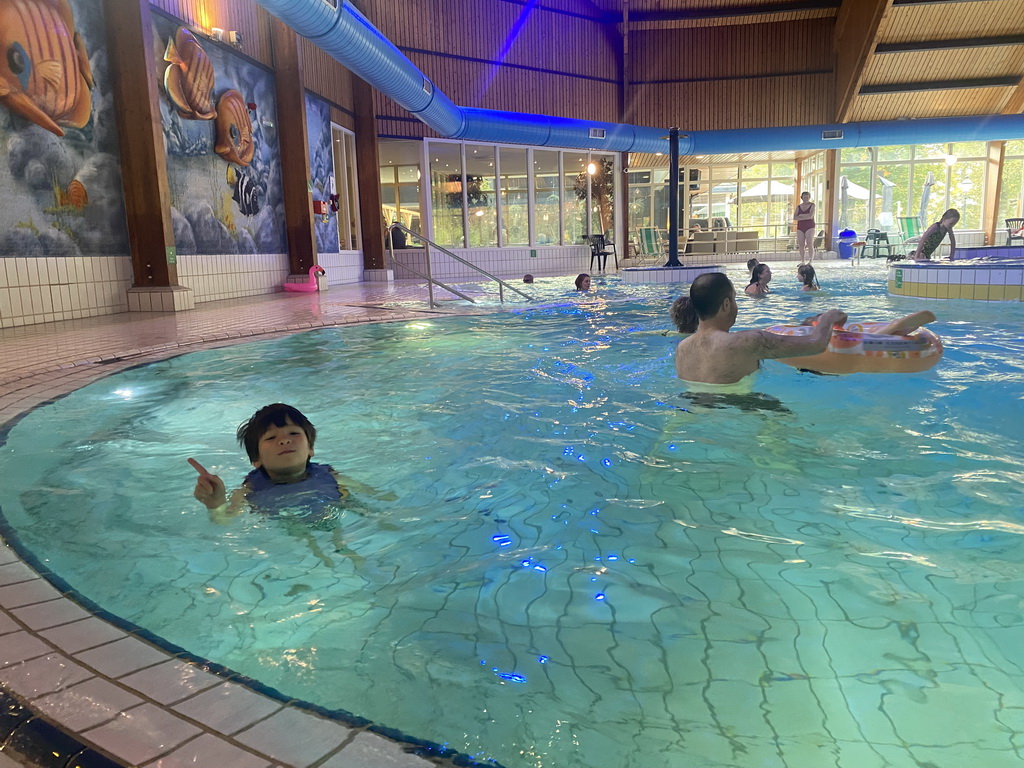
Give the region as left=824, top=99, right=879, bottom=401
left=676, top=309, right=847, bottom=385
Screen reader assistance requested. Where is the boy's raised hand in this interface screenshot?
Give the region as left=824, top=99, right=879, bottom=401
left=188, top=458, right=227, bottom=509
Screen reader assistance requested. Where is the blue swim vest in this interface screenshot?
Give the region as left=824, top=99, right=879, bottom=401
left=244, top=462, right=346, bottom=525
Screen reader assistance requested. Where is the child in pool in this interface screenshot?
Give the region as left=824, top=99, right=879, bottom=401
left=797, top=263, right=820, bottom=291
left=190, top=402, right=393, bottom=531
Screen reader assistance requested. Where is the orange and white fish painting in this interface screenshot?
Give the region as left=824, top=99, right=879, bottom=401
left=213, top=89, right=254, bottom=166
left=163, top=27, right=216, bottom=120
left=55, top=178, right=87, bottom=209
left=0, top=0, right=95, bottom=137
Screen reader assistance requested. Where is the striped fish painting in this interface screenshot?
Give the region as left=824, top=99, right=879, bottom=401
left=213, top=88, right=254, bottom=166
left=163, top=27, right=216, bottom=121
left=0, top=0, right=95, bottom=137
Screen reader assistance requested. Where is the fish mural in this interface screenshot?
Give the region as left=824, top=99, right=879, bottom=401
left=213, top=89, right=254, bottom=166
left=226, top=165, right=262, bottom=216
left=163, top=27, right=215, bottom=120
left=55, top=178, right=88, bottom=209
left=0, top=0, right=94, bottom=137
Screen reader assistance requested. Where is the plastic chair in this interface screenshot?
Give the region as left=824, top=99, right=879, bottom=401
left=897, top=215, right=923, bottom=258
left=636, top=227, right=663, bottom=266
left=1006, top=218, right=1024, bottom=246
left=588, top=235, right=613, bottom=271
left=864, top=229, right=892, bottom=259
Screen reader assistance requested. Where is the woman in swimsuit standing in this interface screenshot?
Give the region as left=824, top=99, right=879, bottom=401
left=793, top=192, right=816, bottom=264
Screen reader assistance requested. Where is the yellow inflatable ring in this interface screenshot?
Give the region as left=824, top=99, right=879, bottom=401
left=766, top=322, right=944, bottom=374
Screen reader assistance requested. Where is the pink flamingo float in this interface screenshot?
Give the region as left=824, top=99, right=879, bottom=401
left=283, top=265, right=326, bottom=293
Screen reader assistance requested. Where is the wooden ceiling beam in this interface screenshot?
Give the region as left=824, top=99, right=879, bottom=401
left=834, top=0, right=894, bottom=122
left=862, top=76, right=1021, bottom=93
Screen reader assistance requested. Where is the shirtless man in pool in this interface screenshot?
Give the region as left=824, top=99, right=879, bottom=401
left=673, top=272, right=847, bottom=388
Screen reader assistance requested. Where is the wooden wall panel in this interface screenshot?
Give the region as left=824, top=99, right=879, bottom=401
left=632, top=73, right=834, bottom=130
left=299, top=38, right=356, bottom=114
left=849, top=88, right=1014, bottom=122
left=361, top=0, right=619, bottom=137
left=630, top=19, right=832, bottom=81
left=401, top=52, right=618, bottom=120
left=363, top=0, right=617, bottom=80
left=149, top=0, right=273, bottom=66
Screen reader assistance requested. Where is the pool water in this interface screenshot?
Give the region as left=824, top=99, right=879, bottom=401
left=3, top=262, right=1024, bottom=768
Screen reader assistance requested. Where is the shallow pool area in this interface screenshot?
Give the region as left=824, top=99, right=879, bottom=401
left=3, top=262, right=1024, bottom=768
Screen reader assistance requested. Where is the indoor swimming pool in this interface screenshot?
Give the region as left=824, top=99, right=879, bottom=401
left=2, top=262, right=1024, bottom=768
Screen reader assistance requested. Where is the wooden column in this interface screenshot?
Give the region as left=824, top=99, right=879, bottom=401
left=983, top=141, right=1006, bottom=246
left=833, top=0, right=893, bottom=122
left=270, top=19, right=317, bottom=274
left=103, top=0, right=177, bottom=288
left=353, top=76, right=385, bottom=271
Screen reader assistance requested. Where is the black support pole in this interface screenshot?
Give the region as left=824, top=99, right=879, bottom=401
left=665, top=127, right=682, bottom=267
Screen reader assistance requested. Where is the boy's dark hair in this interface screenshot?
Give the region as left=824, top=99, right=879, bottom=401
left=237, top=404, right=316, bottom=462
left=746, top=258, right=759, bottom=271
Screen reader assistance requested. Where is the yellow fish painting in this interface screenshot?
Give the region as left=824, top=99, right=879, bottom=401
left=0, top=0, right=94, bottom=137
left=163, top=27, right=216, bottom=120
left=214, top=89, right=254, bottom=166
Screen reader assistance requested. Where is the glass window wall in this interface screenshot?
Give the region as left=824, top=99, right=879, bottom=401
left=840, top=142, right=987, bottom=234
left=562, top=152, right=588, bottom=244
left=430, top=143, right=465, bottom=247
left=499, top=147, right=529, bottom=246
left=465, top=145, right=497, bottom=248
left=534, top=150, right=561, bottom=245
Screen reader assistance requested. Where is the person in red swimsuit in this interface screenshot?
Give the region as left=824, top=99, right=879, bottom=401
left=793, top=192, right=816, bottom=264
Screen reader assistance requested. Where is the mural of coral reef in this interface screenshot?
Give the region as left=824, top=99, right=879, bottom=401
left=0, top=0, right=130, bottom=258
left=153, top=13, right=285, bottom=256
left=305, top=93, right=338, bottom=256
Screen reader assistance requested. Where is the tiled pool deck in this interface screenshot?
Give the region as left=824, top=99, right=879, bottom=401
left=0, top=281, right=503, bottom=768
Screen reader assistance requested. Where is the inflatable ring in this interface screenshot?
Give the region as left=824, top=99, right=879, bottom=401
left=767, top=322, right=944, bottom=374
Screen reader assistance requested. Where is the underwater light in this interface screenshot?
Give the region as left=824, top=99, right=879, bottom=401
left=112, top=388, right=134, bottom=399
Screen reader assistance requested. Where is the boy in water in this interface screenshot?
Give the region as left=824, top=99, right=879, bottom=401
left=189, top=404, right=391, bottom=562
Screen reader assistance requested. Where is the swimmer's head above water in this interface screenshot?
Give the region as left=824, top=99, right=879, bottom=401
left=670, top=272, right=736, bottom=333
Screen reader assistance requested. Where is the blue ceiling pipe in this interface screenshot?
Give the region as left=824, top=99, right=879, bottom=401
left=253, top=0, right=1024, bottom=154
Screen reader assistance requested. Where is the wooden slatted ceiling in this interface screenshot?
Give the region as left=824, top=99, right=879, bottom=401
left=150, top=0, right=273, bottom=66
left=631, top=18, right=832, bottom=80
left=880, top=0, right=1024, bottom=44
left=365, top=0, right=617, bottom=82
left=864, top=47, right=1024, bottom=85
left=848, top=87, right=1015, bottom=122
left=624, top=0, right=826, bottom=9
left=626, top=10, right=836, bottom=30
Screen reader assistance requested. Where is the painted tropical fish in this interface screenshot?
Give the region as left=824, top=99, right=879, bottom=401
left=226, top=165, right=262, bottom=216
left=0, top=0, right=94, bottom=137
left=214, top=89, right=254, bottom=166
left=55, top=178, right=87, bottom=209
left=163, top=27, right=215, bottom=120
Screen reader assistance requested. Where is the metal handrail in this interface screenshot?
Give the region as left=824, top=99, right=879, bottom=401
left=386, top=222, right=534, bottom=308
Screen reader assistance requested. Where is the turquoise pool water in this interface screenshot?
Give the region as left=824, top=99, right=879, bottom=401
left=2, top=262, right=1024, bottom=768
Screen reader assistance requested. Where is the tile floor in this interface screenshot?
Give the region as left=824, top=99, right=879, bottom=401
left=0, top=280, right=504, bottom=768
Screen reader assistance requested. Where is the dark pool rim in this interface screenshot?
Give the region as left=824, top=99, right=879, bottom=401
left=0, top=386, right=509, bottom=768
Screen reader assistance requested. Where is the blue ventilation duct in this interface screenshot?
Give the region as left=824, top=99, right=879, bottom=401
left=253, top=0, right=1024, bottom=154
